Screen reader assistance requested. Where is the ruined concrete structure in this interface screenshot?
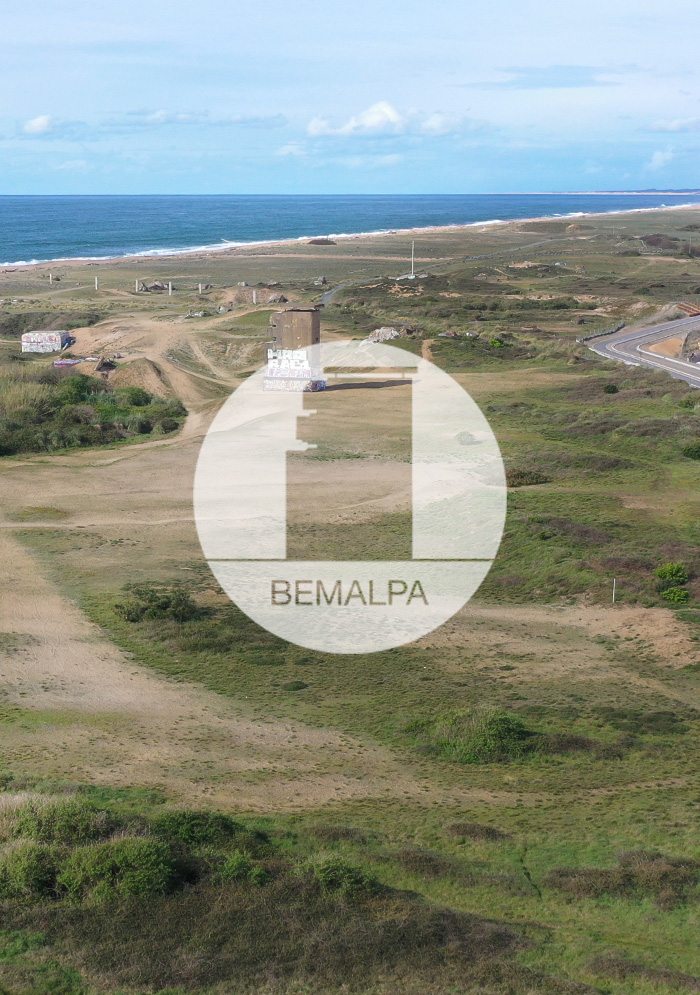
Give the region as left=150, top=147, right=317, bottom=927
left=21, top=331, right=71, bottom=353
left=269, top=308, right=321, bottom=351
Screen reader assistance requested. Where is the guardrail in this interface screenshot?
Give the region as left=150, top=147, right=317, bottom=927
left=576, top=322, right=625, bottom=345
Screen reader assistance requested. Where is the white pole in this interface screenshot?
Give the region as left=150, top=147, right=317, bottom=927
left=411, top=240, right=415, bottom=277
left=612, top=578, right=616, bottom=604
left=135, top=279, right=139, bottom=293
left=168, top=281, right=172, bottom=296
left=49, top=272, right=52, bottom=284
left=95, top=276, right=99, bottom=291
left=253, top=289, right=257, bottom=304
left=198, top=283, right=202, bottom=295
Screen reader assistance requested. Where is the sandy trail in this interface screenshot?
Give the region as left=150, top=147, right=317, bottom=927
left=0, top=529, right=456, bottom=810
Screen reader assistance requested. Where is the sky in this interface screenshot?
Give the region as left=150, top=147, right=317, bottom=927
left=2, top=0, right=700, bottom=194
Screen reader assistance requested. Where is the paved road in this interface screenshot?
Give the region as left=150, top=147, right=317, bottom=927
left=588, top=313, right=700, bottom=388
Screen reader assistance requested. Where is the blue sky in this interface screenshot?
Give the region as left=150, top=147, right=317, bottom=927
left=3, top=0, right=700, bottom=193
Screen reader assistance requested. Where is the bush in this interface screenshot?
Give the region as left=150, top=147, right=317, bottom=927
left=0, top=841, right=60, bottom=897
left=14, top=798, right=117, bottom=845
left=506, top=468, right=550, bottom=488
left=158, top=417, right=179, bottom=433
left=309, top=856, right=378, bottom=896
left=217, top=853, right=269, bottom=886
left=661, top=586, right=690, bottom=604
left=655, top=562, right=689, bottom=586
left=682, top=441, right=700, bottom=459
left=407, top=708, right=533, bottom=764
left=544, top=849, right=700, bottom=909
left=114, top=585, right=200, bottom=623
left=58, top=838, right=179, bottom=901
left=603, top=383, right=619, bottom=394
left=149, top=810, right=268, bottom=855
left=114, top=386, right=151, bottom=407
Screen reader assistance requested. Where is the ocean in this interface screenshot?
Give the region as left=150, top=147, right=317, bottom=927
left=1, top=193, right=699, bottom=266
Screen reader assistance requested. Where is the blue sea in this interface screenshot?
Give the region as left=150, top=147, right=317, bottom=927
left=1, top=193, right=699, bottom=266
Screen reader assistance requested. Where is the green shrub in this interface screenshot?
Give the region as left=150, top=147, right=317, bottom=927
left=114, top=585, right=200, bottom=623
left=661, top=586, right=690, bottom=604
left=150, top=810, right=242, bottom=847
left=655, top=562, right=689, bottom=586
left=149, top=810, right=268, bottom=855
left=217, top=853, right=269, bottom=885
left=682, top=441, right=700, bottom=459
left=603, top=383, right=619, bottom=394
left=506, top=468, right=550, bottom=488
left=0, top=842, right=60, bottom=897
left=407, top=708, right=533, bottom=764
left=56, top=374, right=97, bottom=406
left=58, top=838, right=179, bottom=901
left=114, top=386, right=151, bottom=407
left=309, top=856, right=378, bottom=896
left=14, top=798, right=117, bottom=845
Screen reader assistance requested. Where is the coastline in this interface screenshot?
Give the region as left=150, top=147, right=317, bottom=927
left=4, top=199, right=700, bottom=273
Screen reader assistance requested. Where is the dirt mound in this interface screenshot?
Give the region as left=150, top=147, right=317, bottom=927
left=110, top=358, right=173, bottom=397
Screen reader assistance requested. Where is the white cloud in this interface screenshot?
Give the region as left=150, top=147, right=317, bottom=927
left=275, top=143, right=307, bottom=157
left=646, top=148, right=674, bottom=171
left=115, top=110, right=287, bottom=130
left=327, top=152, right=404, bottom=169
left=419, top=112, right=458, bottom=136
left=308, top=101, right=405, bottom=137
left=650, top=116, right=700, bottom=133
left=23, top=114, right=52, bottom=135
left=54, top=159, right=89, bottom=171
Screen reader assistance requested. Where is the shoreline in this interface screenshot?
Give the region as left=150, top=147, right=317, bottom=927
left=4, top=199, right=700, bottom=273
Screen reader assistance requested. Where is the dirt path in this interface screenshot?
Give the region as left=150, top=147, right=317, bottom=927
left=0, top=529, right=456, bottom=811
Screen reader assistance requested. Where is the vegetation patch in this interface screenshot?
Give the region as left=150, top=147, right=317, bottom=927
left=544, top=850, right=700, bottom=909
left=406, top=708, right=607, bottom=765
left=114, top=584, right=201, bottom=623
left=444, top=822, right=511, bottom=842
left=0, top=370, right=185, bottom=455
left=590, top=953, right=700, bottom=991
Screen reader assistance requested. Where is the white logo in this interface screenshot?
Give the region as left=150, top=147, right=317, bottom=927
left=194, top=340, right=506, bottom=653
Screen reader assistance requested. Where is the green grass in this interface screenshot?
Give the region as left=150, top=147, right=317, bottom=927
left=7, top=212, right=700, bottom=992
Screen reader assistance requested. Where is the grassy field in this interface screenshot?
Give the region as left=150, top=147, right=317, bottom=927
left=2, top=207, right=700, bottom=993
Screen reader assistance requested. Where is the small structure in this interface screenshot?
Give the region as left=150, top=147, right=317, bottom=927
left=265, top=307, right=325, bottom=393
left=269, top=308, right=321, bottom=350
left=21, top=330, right=71, bottom=353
